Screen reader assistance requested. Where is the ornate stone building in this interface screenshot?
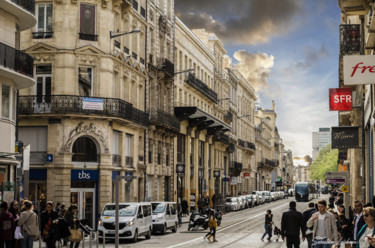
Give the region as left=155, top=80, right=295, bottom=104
left=18, top=0, right=148, bottom=227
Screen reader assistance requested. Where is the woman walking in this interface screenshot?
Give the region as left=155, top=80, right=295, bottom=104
left=40, top=202, right=59, bottom=248
left=204, top=210, right=218, bottom=242
left=261, top=209, right=273, bottom=242
left=18, top=201, right=38, bottom=248
left=0, top=201, right=14, bottom=248
left=64, top=205, right=80, bottom=248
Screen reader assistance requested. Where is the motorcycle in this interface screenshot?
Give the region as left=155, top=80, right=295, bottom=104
left=187, top=211, right=209, bottom=231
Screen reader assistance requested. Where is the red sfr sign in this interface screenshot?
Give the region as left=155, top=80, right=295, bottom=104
left=329, top=88, right=352, bottom=111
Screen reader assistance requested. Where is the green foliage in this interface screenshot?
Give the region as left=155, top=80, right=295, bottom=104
left=309, top=144, right=338, bottom=180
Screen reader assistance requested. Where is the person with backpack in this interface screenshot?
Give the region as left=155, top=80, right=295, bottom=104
left=18, top=201, right=39, bottom=248
left=0, top=201, right=14, bottom=248
left=303, top=202, right=317, bottom=248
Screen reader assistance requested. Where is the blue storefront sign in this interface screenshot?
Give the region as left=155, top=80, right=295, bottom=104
left=71, top=170, right=99, bottom=181
left=30, top=169, right=47, bottom=180
left=46, top=154, right=53, bottom=162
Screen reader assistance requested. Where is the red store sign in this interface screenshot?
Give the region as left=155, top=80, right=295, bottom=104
left=329, top=88, right=352, bottom=111
left=243, top=172, right=250, bottom=178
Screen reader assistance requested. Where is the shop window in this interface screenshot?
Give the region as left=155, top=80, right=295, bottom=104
left=1, top=84, right=10, bottom=118
left=72, top=137, right=98, bottom=162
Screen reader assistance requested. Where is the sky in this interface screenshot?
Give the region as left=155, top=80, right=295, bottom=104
left=175, top=0, right=340, bottom=161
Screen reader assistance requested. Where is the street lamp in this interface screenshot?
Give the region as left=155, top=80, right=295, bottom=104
left=109, top=29, right=140, bottom=39
left=174, top=68, right=194, bottom=75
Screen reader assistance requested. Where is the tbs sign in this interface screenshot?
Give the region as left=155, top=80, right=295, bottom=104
left=329, top=88, right=352, bottom=111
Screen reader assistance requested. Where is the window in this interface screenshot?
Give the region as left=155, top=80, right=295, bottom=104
left=113, top=130, right=120, bottom=155
left=1, top=85, right=10, bottom=118
left=79, top=4, right=97, bottom=41
left=125, top=134, right=132, bottom=157
left=72, top=137, right=98, bottom=162
left=35, top=3, right=52, bottom=38
left=78, top=67, right=93, bottom=96
left=36, top=65, right=52, bottom=103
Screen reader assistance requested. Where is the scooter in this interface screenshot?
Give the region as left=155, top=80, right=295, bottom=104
left=187, top=211, right=208, bottom=231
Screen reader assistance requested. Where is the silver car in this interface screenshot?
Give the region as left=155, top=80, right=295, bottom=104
left=224, top=197, right=239, bottom=211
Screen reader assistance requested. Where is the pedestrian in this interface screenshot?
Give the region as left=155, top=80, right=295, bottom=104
left=352, top=200, right=366, bottom=246
left=338, top=204, right=345, bottom=215
left=302, top=202, right=317, bottom=248
left=40, top=201, right=59, bottom=248
left=307, top=199, right=338, bottom=248
left=8, top=201, right=20, bottom=248
left=337, top=214, right=351, bottom=246
left=64, top=205, right=80, bottom=248
left=181, top=198, right=188, bottom=217
left=59, top=204, right=66, bottom=218
left=356, top=207, right=375, bottom=248
left=261, top=209, right=273, bottom=242
left=18, top=200, right=39, bottom=248
left=204, top=210, right=218, bottom=242
left=0, top=201, right=14, bottom=248
left=281, top=201, right=306, bottom=248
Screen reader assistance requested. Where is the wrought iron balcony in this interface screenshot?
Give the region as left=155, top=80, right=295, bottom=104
left=32, top=32, right=53, bottom=39
left=214, top=133, right=230, bottom=145
left=339, top=24, right=360, bottom=55
left=125, top=156, right=133, bottom=167
left=112, top=154, right=121, bottom=167
left=149, top=108, right=180, bottom=132
left=185, top=72, right=218, bottom=103
left=224, top=111, right=233, bottom=122
left=0, top=41, right=34, bottom=78
left=79, top=33, right=98, bottom=41
left=238, top=139, right=245, bottom=148
left=245, top=141, right=256, bottom=150
left=10, top=0, right=35, bottom=14
left=18, top=95, right=149, bottom=127
left=229, top=161, right=243, bottom=177
left=157, top=57, right=174, bottom=77
left=265, top=158, right=276, bottom=167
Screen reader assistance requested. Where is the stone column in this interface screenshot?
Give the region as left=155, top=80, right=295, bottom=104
left=99, top=154, right=112, bottom=213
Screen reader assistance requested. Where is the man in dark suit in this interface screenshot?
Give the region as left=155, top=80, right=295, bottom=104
left=352, top=200, right=365, bottom=246
left=281, top=201, right=306, bottom=248
left=302, top=202, right=317, bottom=248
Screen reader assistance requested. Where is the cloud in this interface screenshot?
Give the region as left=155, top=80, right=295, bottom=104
left=232, top=50, right=274, bottom=91
left=284, top=45, right=328, bottom=73
left=175, top=0, right=302, bottom=45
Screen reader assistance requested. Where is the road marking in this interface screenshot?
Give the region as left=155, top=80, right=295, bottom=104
left=167, top=202, right=290, bottom=248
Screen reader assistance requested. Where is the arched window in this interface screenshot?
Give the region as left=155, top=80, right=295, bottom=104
left=72, top=137, right=98, bottom=162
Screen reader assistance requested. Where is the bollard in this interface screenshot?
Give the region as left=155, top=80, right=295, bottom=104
left=96, top=231, right=99, bottom=248
left=89, top=231, right=92, bottom=248
left=39, top=233, right=42, bottom=248
left=103, top=231, right=106, bottom=248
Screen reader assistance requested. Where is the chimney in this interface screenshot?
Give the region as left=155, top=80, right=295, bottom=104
left=272, top=100, right=275, bottom=111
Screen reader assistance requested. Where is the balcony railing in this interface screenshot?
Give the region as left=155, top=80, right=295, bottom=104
left=0, top=41, right=34, bottom=78
left=265, top=158, right=276, bottom=167
left=18, top=95, right=149, bottom=127
left=79, top=33, right=98, bottom=41
left=10, top=0, right=35, bottom=14
left=186, top=72, right=218, bottom=103
left=157, top=58, right=174, bottom=77
left=238, top=139, right=245, bottom=148
left=124, top=46, right=129, bottom=54
left=229, top=161, right=243, bottom=177
left=132, top=52, right=138, bottom=60
left=114, top=40, right=121, bottom=49
left=112, top=154, right=121, bottom=167
left=149, top=108, right=180, bottom=131
left=32, top=32, right=53, bottom=39
left=125, top=156, right=133, bottom=167
left=245, top=141, right=256, bottom=150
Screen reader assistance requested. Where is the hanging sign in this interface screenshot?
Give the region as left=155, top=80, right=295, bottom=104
left=329, top=88, right=352, bottom=111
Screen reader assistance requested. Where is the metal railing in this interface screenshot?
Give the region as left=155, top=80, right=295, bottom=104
left=112, top=154, right=121, bottom=166
left=245, top=141, right=256, bottom=150
left=9, top=0, right=35, bottom=14
left=157, top=57, right=174, bottom=77
left=18, top=95, right=149, bottom=126
left=79, top=33, right=98, bottom=41
left=238, top=139, right=245, bottom=148
left=149, top=108, right=180, bottom=131
left=125, top=156, right=133, bottom=167
left=186, top=72, right=217, bottom=103
left=32, top=32, right=53, bottom=39
left=0, top=41, right=34, bottom=78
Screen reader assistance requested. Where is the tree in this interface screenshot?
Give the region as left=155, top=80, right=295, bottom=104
left=309, top=144, right=338, bottom=180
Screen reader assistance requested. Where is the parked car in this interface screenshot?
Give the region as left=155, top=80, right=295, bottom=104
left=238, top=196, right=245, bottom=210
left=262, top=191, right=271, bottom=203
left=239, top=196, right=248, bottom=208
left=98, top=202, right=152, bottom=243
left=251, top=194, right=259, bottom=206
left=270, top=192, right=276, bottom=201
left=252, top=191, right=264, bottom=204
left=151, top=202, right=178, bottom=234
left=224, top=197, right=239, bottom=211
left=246, top=195, right=255, bottom=208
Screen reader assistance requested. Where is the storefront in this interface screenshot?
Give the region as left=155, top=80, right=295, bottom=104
left=71, top=169, right=98, bottom=229
left=29, top=169, right=47, bottom=211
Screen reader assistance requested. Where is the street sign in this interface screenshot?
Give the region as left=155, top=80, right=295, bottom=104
left=342, top=186, right=349, bottom=192
left=325, top=178, right=345, bottom=184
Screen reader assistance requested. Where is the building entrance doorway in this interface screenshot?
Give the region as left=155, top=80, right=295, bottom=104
left=70, top=188, right=95, bottom=228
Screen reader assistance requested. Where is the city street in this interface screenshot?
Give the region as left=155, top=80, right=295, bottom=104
left=80, top=196, right=326, bottom=248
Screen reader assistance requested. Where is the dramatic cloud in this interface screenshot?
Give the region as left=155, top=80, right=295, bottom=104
left=175, top=0, right=302, bottom=45
left=232, top=50, right=274, bottom=91
left=284, top=45, right=328, bottom=73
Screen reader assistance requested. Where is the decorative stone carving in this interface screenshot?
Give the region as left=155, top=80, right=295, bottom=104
left=159, top=15, right=167, bottom=34
left=79, top=55, right=97, bottom=64
left=71, top=0, right=77, bottom=4
left=102, top=0, right=108, bottom=8
left=64, top=122, right=109, bottom=153
left=34, top=54, right=55, bottom=63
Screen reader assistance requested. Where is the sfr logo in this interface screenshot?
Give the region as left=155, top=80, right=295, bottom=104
left=78, top=170, right=90, bottom=179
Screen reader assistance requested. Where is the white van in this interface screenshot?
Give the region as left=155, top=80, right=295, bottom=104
left=151, top=202, right=178, bottom=234
left=98, top=202, right=152, bottom=243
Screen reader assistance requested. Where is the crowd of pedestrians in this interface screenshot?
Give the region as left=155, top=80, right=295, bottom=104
left=0, top=199, right=82, bottom=248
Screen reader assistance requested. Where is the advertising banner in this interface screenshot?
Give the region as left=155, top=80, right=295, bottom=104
left=331, top=126, right=359, bottom=149
left=344, top=55, right=375, bottom=85
left=329, top=88, right=352, bottom=111
left=82, top=97, right=103, bottom=110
